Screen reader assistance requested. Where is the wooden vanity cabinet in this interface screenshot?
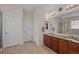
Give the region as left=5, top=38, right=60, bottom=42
left=51, top=37, right=58, bottom=52
left=44, top=35, right=52, bottom=48
left=44, top=34, right=79, bottom=54
left=68, top=41, right=79, bottom=54
left=58, top=39, right=68, bottom=54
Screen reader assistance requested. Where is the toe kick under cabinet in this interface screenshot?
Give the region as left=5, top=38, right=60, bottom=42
left=43, top=34, right=79, bottom=54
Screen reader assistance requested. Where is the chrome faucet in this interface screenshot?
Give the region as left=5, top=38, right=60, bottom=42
left=70, top=35, right=73, bottom=39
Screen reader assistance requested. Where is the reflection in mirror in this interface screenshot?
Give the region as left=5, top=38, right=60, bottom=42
left=57, top=17, right=79, bottom=35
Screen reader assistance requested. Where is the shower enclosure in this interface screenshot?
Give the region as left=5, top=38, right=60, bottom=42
left=0, top=12, right=2, bottom=49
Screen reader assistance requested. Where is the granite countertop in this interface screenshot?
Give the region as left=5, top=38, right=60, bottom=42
left=44, top=33, right=79, bottom=44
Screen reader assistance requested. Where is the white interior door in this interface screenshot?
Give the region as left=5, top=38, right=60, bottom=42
left=3, top=14, right=20, bottom=48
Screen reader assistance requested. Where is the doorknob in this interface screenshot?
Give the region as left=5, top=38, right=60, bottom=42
left=5, top=32, right=8, bottom=34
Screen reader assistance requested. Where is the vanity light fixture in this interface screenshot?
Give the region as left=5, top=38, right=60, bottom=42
left=48, top=12, right=56, bottom=17
left=66, top=4, right=79, bottom=10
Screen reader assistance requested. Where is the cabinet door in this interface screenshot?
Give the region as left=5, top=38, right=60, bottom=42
left=44, top=35, right=48, bottom=46
left=47, top=36, right=52, bottom=48
left=44, top=35, right=52, bottom=48
left=58, top=39, right=68, bottom=54
left=51, top=37, right=58, bottom=52
left=68, top=41, right=79, bottom=54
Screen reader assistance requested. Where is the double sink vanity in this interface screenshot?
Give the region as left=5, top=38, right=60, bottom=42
left=43, top=33, right=79, bottom=54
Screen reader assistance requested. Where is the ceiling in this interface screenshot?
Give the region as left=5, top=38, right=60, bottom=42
left=17, top=4, right=40, bottom=11
left=17, top=4, right=58, bottom=12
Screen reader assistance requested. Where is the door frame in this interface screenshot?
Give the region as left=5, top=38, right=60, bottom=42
left=2, top=13, right=7, bottom=49
left=2, top=13, right=23, bottom=49
left=0, top=11, right=3, bottom=51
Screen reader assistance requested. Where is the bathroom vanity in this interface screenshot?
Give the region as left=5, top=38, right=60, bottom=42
left=43, top=33, right=79, bottom=54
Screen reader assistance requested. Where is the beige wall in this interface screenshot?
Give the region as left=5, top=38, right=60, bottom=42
left=0, top=5, right=24, bottom=45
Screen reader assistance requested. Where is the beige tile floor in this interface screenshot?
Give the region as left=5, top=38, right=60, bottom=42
left=0, top=41, right=57, bottom=54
